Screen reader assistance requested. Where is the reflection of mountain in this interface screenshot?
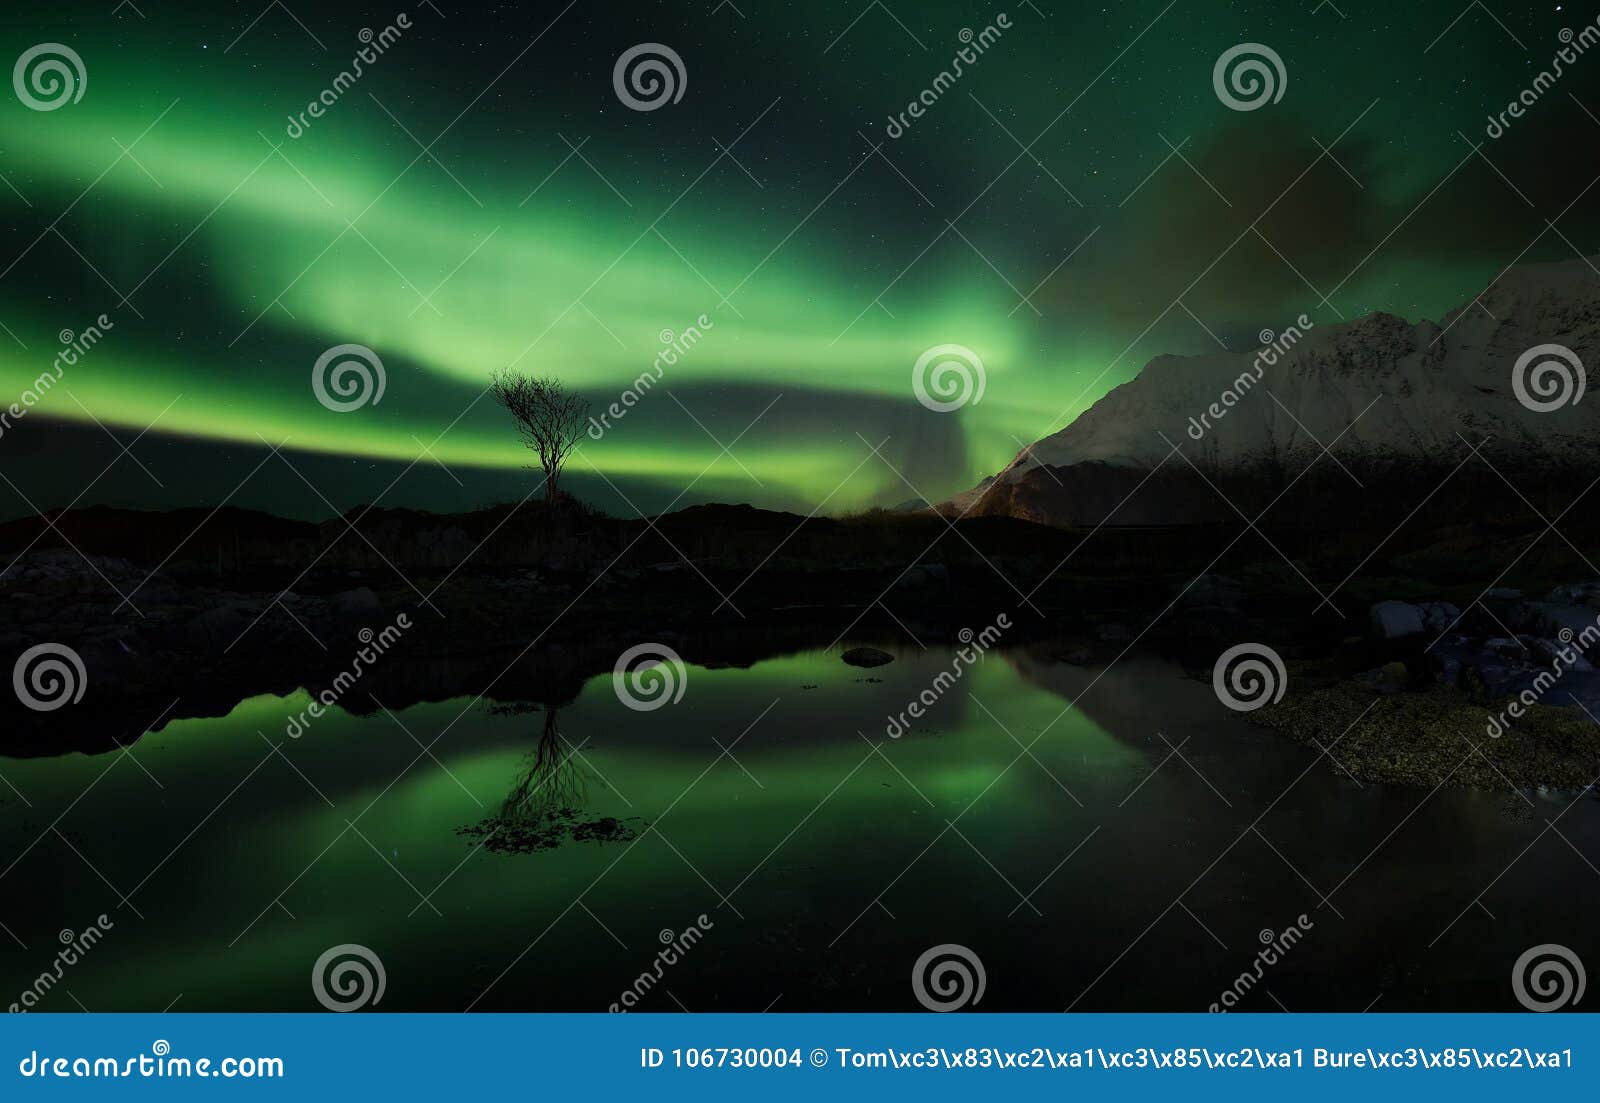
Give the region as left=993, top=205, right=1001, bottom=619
left=0, top=617, right=837, bottom=757
left=1002, top=648, right=1235, bottom=751
left=946, top=257, right=1600, bottom=527
left=997, top=648, right=1404, bottom=829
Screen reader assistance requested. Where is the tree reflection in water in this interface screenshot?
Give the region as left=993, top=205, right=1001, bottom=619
left=458, top=704, right=642, bottom=854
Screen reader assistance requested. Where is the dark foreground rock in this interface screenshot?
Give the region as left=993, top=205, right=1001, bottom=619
left=840, top=647, right=894, bottom=668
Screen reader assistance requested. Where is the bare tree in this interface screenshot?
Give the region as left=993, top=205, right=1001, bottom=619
left=489, top=370, right=590, bottom=504
left=500, top=707, right=588, bottom=824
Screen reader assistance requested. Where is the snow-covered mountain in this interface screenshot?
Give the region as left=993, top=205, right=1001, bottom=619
left=946, top=256, right=1600, bottom=527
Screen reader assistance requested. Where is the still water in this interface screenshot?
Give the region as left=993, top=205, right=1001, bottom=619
left=2, top=643, right=1596, bottom=1011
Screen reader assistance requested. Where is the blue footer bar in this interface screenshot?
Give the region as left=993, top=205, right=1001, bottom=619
left=4, top=1014, right=1594, bottom=1098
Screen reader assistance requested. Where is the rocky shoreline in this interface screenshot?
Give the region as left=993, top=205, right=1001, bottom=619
left=0, top=546, right=1062, bottom=755
left=1252, top=586, right=1600, bottom=792
left=8, top=533, right=1600, bottom=795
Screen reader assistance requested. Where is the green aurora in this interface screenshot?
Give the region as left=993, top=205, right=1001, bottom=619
left=1, top=2, right=1595, bottom=516
left=0, top=646, right=1140, bottom=1009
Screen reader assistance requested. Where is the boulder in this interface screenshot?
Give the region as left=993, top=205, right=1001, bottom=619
left=894, top=562, right=950, bottom=588
left=1545, top=581, right=1600, bottom=607
left=186, top=603, right=255, bottom=646
left=1526, top=603, right=1600, bottom=645
left=1560, top=671, right=1600, bottom=712
left=1355, top=661, right=1409, bottom=695
left=1531, top=637, right=1595, bottom=670
left=1370, top=600, right=1425, bottom=638
left=841, top=646, right=894, bottom=668
left=1181, top=574, right=1244, bottom=610
left=331, top=587, right=382, bottom=616
left=1428, top=651, right=1463, bottom=686
left=1418, top=602, right=1461, bottom=633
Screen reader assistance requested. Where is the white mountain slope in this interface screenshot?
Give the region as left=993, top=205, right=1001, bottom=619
left=947, top=255, right=1600, bottom=525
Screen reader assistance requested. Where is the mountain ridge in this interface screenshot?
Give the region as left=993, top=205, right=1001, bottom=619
left=943, top=254, right=1600, bottom=526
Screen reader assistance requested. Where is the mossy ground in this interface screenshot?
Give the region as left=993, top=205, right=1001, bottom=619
left=457, top=809, right=645, bottom=854
left=1255, top=681, right=1600, bottom=790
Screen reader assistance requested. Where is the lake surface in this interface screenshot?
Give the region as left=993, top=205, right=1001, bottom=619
left=2, top=642, right=1597, bottom=1012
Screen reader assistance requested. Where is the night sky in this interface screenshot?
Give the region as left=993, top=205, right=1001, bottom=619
left=1, top=0, right=1597, bottom=520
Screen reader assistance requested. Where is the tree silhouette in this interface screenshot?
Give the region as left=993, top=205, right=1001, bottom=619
left=501, top=707, right=587, bottom=823
left=489, top=371, right=590, bottom=504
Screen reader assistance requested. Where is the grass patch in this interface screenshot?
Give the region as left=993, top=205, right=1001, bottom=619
left=1255, top=682, right=1600, bottom=790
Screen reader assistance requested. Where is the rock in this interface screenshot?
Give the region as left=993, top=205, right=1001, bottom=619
left=841, top=646, right=894, bottom=668
left=894, top=563, right=950, bottom=588
left=331, top=587, right=382, bottom=615
left=1355, top=661, right=1409, bottom=695
left=1531, top=637, right=1595, bottom=670
left=1428, top=651, right=1462, bottom=686
left=1055, top=646, right=1094, bottom=665
left=1558, top=671, right=1600, bottom=712
left=1418, top=601, right=1460, bottom=633
left=1370, top=600, right=1425, bottom=638
left=1545, top=581, right=1600, bottom=606
left=1527, top=604, right=1600, bottom=646
left=186, top=604, right=254, bottom=646
left=1181, top=574, right=1243, bottom=610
